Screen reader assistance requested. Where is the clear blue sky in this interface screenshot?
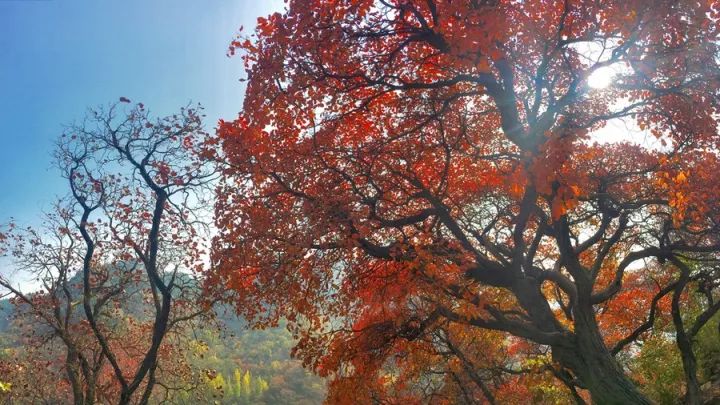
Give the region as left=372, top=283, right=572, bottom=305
left=0, top=0, right=284, bottom=224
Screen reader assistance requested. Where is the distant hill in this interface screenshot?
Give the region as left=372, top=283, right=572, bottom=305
left=0, top=269, right=325, bottom=404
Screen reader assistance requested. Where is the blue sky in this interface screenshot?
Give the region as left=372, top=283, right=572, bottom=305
left=0, top=0, right=284, bottom=224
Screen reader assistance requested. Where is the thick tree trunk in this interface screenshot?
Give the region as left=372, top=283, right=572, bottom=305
left=512, top=279, right=651, bottom=404
left=556, top=306, right=652, bottom=404
left=554, top=343, right=651, bottom=404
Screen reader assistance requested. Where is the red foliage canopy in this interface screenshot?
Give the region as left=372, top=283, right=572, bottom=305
left=212, top=1, right=720, bottom=403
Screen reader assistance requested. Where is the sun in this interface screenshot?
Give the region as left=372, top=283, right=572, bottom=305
left=587, top=65, right=617, bottom=89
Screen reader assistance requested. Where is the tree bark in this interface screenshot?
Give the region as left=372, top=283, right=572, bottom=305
left=512, top=278, right=651, bottom=404
left=671, top=268, right=702, bottom=405
left=65, top=349, right=84, bottom=405
left=557, top=304, right=652, bottom=404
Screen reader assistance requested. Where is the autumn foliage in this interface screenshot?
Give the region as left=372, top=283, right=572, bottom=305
left=212, top=1, right=720, bottom=403
left=0, top=101, right=220, bottom=405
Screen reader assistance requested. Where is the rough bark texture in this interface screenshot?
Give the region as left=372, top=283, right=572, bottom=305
left=514, top=279, right=652, bottom=404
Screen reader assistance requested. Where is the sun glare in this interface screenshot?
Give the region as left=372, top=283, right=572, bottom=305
left=587, top=65, right=616, bottom=89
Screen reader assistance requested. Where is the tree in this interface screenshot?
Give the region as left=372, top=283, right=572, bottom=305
left=58, top=100, right=219, bottom=404
left=212, top=1, right=720, bottom=403
left=0, top=207, right=140, bottom=404
left=0, top=100, right=219, bottom=404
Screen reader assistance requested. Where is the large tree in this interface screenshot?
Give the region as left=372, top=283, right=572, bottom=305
left=212, top=1, right=720, bottom=403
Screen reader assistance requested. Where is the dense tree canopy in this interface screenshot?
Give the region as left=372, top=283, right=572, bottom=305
left=212, top=1, right=720, bottom=403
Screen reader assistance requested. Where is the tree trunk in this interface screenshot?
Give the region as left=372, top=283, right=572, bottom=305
left=65, top=349, right=84, bottom=405
left=556, top=305, right=652, bottom=405
left=671, top=271, right=701, bottom=405
left=511, top=278, right=651, bottom=404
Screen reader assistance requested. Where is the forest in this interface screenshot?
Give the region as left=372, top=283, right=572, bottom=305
left=1, top=0, right=720, bottom=404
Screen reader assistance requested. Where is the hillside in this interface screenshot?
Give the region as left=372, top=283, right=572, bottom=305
left=0, top=276, right=326, bottom=404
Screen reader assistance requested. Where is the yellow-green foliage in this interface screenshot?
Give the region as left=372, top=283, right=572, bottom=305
left=207, top=367, right=270, bottom=404
left=633, top=334, right=684, bottom=405
left=694, top=310, right=720, bottom=384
